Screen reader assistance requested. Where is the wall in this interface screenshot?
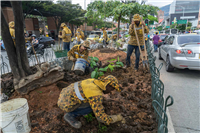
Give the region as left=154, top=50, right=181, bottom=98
left=25, top=18, right=40, bottom=37
left=197, top=9, right=200, bottom=28
left=2, top=7, right=14, bottom=23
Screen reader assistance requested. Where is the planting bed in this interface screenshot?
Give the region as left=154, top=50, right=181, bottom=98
left=8, top=48, right=156, bottom=133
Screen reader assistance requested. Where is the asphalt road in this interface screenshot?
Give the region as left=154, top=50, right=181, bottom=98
left=152, top=41, right=200, bottom=133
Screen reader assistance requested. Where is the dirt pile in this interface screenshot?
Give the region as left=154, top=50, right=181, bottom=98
left=9, top=49, right=156, bottom=133
left=89, top=48, right=134, bottom=66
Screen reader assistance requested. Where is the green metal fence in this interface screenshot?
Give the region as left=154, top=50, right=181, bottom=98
left=146, top=39, right=174, bottom=133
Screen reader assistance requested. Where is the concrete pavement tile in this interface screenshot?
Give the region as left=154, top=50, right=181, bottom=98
left=175, top=126, right=190, bottom=132
left=187, top=129, right=200, bottom=133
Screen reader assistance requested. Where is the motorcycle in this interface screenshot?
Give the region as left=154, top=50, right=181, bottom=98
left=26, top=42, right=45, bottom=57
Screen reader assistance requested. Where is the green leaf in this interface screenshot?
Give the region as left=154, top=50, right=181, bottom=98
left=94, top=68, right=98, bottom=71
left=115, top=65, right=121, bottom=67
left=110, top=62, right=114, bottom=65
left=99, top=72, right=104, bottom=77
left=110, top=59, right=116, bottom=61
left=118, top=56, right=119, bottom=62
left=93, top=57, right=99, bottom=61
left=91, top=71, right=97, bottom=78
left=116, top=62, right=124, bottom=67
left=99, top=68, right=107, bottom=72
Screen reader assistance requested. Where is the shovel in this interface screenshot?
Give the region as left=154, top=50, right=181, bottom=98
left=141, top=17, right=149, bottom=69
left=133, top=24, right=146, bottom=69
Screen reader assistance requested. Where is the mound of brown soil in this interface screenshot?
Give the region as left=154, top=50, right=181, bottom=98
left=9, top=49, right=156, bottom=133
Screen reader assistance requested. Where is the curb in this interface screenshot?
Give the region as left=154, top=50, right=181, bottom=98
left=165, top=101, right=175, bottom=133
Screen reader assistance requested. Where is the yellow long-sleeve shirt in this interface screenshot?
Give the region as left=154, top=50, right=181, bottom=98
left=128, top=22, right=149, bottom=46
left=67, top=45, right=89, bottom=61
left=60, top=26, right=72, bottom=42
left=57, top=79, right=113, bottom=125
left=9, top=28, right=15, bottom=45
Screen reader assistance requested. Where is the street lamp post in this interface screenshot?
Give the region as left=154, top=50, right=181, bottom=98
left=34, top=9, right=45, bottom=36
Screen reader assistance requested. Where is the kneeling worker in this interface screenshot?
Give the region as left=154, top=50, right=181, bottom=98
left=57, top=75, right=123, bottom=128
left=68, top=40, right=91, bottom=74
left=68, top=40, right=90, bottom=62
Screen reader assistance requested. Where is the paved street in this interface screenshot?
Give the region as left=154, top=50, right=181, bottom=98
left=153, top=42, right=200, bottom=133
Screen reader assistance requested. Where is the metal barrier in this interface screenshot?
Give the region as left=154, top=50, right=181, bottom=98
left=146, top=39, right=174, bottom=133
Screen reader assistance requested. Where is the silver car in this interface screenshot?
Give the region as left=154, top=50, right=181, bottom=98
left=158, top=34, right=200, bottom=72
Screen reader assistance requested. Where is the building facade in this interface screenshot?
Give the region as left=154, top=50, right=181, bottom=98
left=169, top=0, right=200, bottom=26
left=197, top=8, right=200, bottom=29
left=157, top=10, right=164, bottom=24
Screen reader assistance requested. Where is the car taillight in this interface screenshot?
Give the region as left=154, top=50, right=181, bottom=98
left=176, top=50, right=182, bottom=54
left=187, top=50, right=192, bottom=54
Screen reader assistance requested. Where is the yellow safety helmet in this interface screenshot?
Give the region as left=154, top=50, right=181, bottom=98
left=60, top=23, right=66, bottom=28
left=81, top=40, right=90, bottom=48
left=133, top=14, right=141, bottom=21
left=77, top=28, right=80, bottom=31
left=102, top=27, right=105, bottom=30
left=94, top=75, right=122, bottom=92
left=9, top=21, right=15, bottom=28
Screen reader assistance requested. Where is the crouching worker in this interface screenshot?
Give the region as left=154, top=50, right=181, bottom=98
left=57, top=75, right=123, bottom=129
left=68, top=40, right=91, bottom=75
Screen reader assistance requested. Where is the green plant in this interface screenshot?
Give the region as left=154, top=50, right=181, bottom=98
left=124, top=34, right=130, bottom=38
left=98, top=123, right=107, bottom=133
left=91, top=68, right=104, bottom=79
left=115, top=56, right=124, bottom=67
left=84, top=113, right=95, bottom=123
left=89, top=56, right=99, bottom=68
left=38, top=91, right=42, bottom=93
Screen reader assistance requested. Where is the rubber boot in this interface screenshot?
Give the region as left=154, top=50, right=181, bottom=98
left=64, top=113, right=82, bottom=129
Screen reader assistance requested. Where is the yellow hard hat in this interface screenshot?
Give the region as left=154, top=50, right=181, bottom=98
left=102, top=27, right=105, bottom=30
left=94, top=75, right=121, bottom=92
left=9, top=21, right=15, bottom=28
left=133, top=14, right=141, bottom=21
left=60, top=23, right=66, bottom=28
left=77, top=28, right=80, bottom=31
left=81, top=40, right=90, bottom=48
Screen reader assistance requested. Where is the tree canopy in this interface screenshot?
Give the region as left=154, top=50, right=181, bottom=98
left=87, top=0, right=159, bottom=39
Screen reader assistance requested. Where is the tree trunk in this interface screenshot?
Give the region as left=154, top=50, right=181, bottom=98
left=1, top=10, right=21, bottom=80
left=11, top=1, right=32, bottom=77
left=117, top=15, right=121, bottom=40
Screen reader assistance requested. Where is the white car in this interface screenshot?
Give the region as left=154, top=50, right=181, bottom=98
left=159, top=34, right=200, bottom=71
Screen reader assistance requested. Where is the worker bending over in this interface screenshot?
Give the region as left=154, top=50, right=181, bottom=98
left=57, top=75, right=123, bottom=128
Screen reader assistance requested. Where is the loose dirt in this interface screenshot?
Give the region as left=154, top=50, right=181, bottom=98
left=7, top=48, right=156, bottom=133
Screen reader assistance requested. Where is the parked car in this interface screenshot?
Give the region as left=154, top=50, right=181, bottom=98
left=86, top=34, right=100, bottom=42
left=158, top=34, right=168, bottom=47
left=38, top=37, right=55, bottom=48
left=158, top=34, right=200, bottom=71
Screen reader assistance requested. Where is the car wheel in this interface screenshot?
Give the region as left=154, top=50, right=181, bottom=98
left=166, top=55, right=174, bottom=72
left=158, top=48, right=162, bottom=60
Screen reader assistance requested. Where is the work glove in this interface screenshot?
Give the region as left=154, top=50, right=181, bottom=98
left=68, top=56, right=77, bottom=62
left=109, top=114, right=123, bottom=124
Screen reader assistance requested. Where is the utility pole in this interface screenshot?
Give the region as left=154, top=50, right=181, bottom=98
left=84, top=0, right=86, bottom=10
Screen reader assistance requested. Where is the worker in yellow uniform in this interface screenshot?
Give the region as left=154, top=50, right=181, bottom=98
left=125, top=14, right=149, bottom=70
left=75, top=28, right=84, bottom=44
left=57, top=75, right=123, bottom=128
left=68, top=40, right=90, bottom=62
left=111, top=34, right=117, bottom=42
left=58, top=23, right=72, bottom=51
left=9, top=21, right=15, bottom=46
left=68, top=40, right=91, bottom=74
left=102, top=27, right=108, bottom=46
